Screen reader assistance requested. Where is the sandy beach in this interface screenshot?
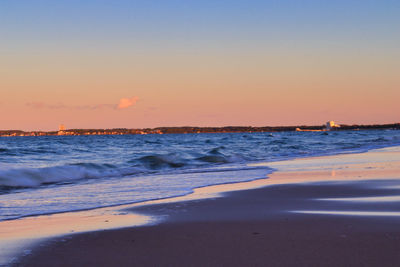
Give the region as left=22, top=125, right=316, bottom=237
left=14, top=181, right=400, bottom=267
left=7, top=146, right=400, bottom=267
left=2, top=0, right=399, bottom=265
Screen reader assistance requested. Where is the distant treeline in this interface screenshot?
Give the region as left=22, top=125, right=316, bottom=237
left=1, top=123, right=400, bottom=137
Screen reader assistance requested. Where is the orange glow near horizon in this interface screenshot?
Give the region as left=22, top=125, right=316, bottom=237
left=2, top=48, right=399, bottom=131
left=1, top=2, right=399, bottom=131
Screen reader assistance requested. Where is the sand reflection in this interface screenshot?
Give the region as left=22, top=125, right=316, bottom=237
left=0, top=209, right=154, bottom=265
left=293, top=210, right=400, bottom=217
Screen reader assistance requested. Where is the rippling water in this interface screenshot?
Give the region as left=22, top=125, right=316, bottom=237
left=1, top=130, right=400, bottom=221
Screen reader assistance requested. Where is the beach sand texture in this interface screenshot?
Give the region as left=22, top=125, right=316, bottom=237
left=11, top=147, right=400, bottom=267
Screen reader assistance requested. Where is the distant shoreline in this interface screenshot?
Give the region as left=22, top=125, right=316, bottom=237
left=1, top=123, right=399, bottom=137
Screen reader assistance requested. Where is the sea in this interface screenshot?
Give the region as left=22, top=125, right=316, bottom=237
left=1, top=129, right=400, bottom=222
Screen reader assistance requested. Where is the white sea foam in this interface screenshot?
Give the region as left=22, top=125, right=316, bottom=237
left=1, top=130, right=400, bottom=221
left=0, top=164, right=142, bottom=188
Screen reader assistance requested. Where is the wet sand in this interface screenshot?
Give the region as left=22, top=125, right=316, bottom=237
left=15, top=179, right=400, bottom=267
left=11, top=147, right=400, bottom=266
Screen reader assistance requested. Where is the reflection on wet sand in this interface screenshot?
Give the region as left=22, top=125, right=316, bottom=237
left=0, top=209, right=153, bottom=266
left=293, top=211, right=400, bottom=217
left=3, top=146, right=400, bottom=265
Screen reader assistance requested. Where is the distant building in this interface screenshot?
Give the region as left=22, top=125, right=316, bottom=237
left=58, top=124, right=66, bottom=135
left=326, top=121, right=340, bottom=130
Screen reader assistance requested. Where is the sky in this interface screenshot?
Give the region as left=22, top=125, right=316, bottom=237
left=1, top=0, right=399, bottom=131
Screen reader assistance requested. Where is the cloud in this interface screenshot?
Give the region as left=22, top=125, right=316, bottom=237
left=26, top=102, right=67, bottom=109
left=26, top=97, right=139, bottom=111
left=76, top=104, right=116, bottom=110
left=117, top=97, right=139, bottom=109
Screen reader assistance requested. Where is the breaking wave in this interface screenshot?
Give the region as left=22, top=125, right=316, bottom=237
left=0, top=163, right=143, bottom=189
left=2, top=130, right=400, bottom=222
left=137, top=155, right=186, bottom=169
left=0, top=149, right=242, bottom=189
left=1, top=130, right=400, bottom=191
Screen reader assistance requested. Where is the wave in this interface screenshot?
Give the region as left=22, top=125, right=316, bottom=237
left=196, top=155, right=230, bottom=163
left=0, top=147, right=60, bottom=156
left=0, top=163, right=143, bottom=189
left=196, top=146, right=241, bottom=163
left=2, top=130, right=400, bottom=191
left=0, top=148, right=17, bottom=156
left=208, top=146, right=225, bottom=154
left=0, top=148, right=247, bottom=189
left=138, top=155, right=186, bottom=169
left=129, top=146, right=238, bottom=169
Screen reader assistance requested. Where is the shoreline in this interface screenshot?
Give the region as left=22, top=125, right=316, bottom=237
left=1, top=123, right=400, bottom=137
left=15, top=180, right=400, bottom=266
left=4, top=146, right=400, bottom=266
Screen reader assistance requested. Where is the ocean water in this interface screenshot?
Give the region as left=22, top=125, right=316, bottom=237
left=1, top=130, right=400, bottom=221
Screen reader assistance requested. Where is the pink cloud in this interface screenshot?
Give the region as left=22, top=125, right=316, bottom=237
left=117, top=97, right=139, bottom=109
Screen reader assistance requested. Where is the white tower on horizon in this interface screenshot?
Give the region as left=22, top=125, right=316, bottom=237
left=326, top=121, right=339, bottom=130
